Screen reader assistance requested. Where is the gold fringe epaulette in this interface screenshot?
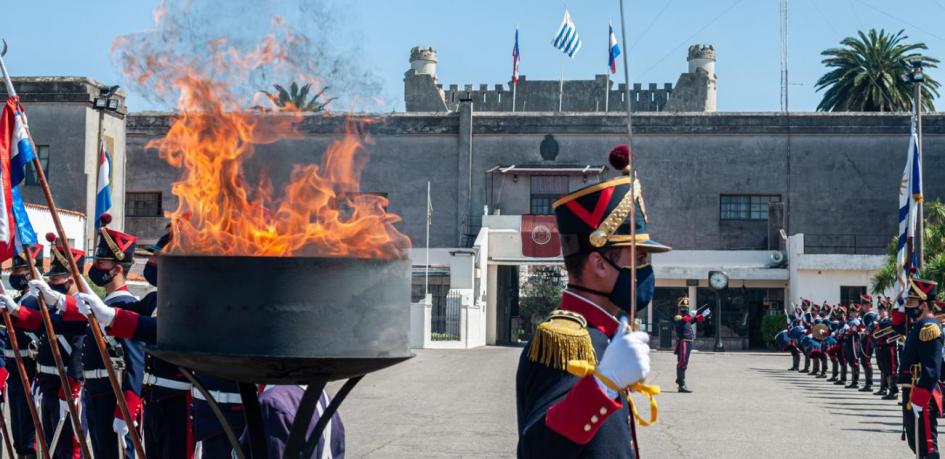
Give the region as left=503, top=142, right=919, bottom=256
left=919, top=323, right=942, bottom=342
left=528, top=309, right=596, bottom=371
left=673, top=315, right=682, bottom=321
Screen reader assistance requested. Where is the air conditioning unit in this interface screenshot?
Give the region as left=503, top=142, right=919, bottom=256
left=769, top=250, right=787, bottom=267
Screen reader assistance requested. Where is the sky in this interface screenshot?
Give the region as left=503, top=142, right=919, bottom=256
left=3, top=0, right=945, bottom=113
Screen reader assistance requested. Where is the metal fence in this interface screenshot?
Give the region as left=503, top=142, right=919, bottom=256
left=432, top=291, right=462, bottom=341
left=803, top=233, right=889, bottom=255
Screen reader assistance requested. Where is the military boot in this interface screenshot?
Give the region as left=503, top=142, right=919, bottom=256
left=883, top=376, right=899, bottom=400
left=677, top=368, right=691, bottom=393
left=859, top=368, right=873, bottom=391
left=827, top=360, right=839, bottom=382
left=811, top=359, right=820, bottom=377
left=800, top=356, right=810, bottom=373
left=789, top=353, right=799, bottom=371
left=818, top=358, right=828, bottom=378
left=846, top=367, right=860, bottom=388
left=835, top=365, right=847, bottom=385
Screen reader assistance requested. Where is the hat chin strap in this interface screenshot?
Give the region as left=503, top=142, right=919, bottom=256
left=567, top=284, right=611, bottom=298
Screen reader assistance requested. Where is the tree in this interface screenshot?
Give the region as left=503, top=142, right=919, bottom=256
left=259, top=82, right=336, bottom=112
left=519, top=266, right=566, bottom=333
left=873, top=200, right=945, bottom=293
left=816, top=29, right=939, bottom=112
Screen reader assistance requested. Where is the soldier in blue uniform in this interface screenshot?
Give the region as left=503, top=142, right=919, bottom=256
left=6, top=237, right=88, bottom=459
left=516, top=145, right=669, bottom=458
left=895, top=278, right=944, bottom=459
left=80, top=213, right=144, bottom=459
left=858, top=294, right=878, bottom=392
left=842, top=304, right=863, bottom=389
left=798, top=299, right=812, bottom=373
left=1, top=244, right=41, bottom=459
left=673, top=296, right=710, bottom=393
left=873, top=303, right=898, bottom=397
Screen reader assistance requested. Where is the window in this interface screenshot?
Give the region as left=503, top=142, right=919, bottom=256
left=126, top=192, right=162, bottom=217
left=720, top=194, right=781, bottom=221
left=840, top=286, right=866, bottom=306
left=530, top=176, right=569, bottom=215
left=25, top=145, right=49, bottom=186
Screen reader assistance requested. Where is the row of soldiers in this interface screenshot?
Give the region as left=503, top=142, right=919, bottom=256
left=0, top=215, right=343, bottom=459
left=777, top=281, right=945, bottom=458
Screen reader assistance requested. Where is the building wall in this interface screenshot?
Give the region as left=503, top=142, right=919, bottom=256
left=124, top=110, right=945, bottom=252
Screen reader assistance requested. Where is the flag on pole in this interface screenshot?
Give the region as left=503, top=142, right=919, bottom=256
left=894, top=122, right=923, bottom=305
left=95, top=146, right=112, bottom=229
left=608, top=24, right=621, bottom=74
left=0, top=97, right=38, bottom=260
left=512, top=28, right=522, bottom=84
left=552, top=9, right=582, bottom=58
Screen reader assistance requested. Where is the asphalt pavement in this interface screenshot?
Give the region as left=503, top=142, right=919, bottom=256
left=331, top=348, right=914, bottom=458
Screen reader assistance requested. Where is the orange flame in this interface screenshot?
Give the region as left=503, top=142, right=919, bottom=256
left=139, top=49, right=409, bottom=259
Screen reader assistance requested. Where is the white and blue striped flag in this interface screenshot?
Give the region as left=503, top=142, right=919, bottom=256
left=894, top=123, right=922, bottom=306
left=552, top=9, right=582, bottom=58
left=94, top=146, right=112, bottom=229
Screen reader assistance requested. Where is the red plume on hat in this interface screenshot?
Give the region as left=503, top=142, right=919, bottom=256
left=99, top=212, right=113, bottom=227
left=45, top=232, right=57, bottom=243
left=609, top=145, right=631, bottom=175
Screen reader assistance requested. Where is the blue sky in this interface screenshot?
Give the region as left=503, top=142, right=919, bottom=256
left=3, top=0, right=944, bottom=112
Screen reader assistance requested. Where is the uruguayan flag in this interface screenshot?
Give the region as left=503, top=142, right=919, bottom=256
left=894, top=123, right=922, bottom=305
left=552, top=10, right=582, bottom=58
left=94, top=147, right=112, bottom=229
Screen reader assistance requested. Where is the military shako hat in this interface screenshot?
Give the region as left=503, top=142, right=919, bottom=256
left=44, top=233, right=85, bottom=277
left=552, top=145, right=670, bottom=257
left=94, top=213, right=138, bottom=261
left=12, top=244, right=43, bottom=270
left=907, top=278, right=938, bottom=303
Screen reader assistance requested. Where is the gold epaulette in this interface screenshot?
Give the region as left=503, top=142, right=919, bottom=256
left=919, top=323, right=942, bottom=342
left=528, top=309, right=596, bottom=371
left=673, top=315, right=682, bottom=321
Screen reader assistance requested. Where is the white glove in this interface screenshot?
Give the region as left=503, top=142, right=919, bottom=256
left=595, top=317, right=651, bottom=398
left=841, top=324, right=850, bottom=332
left=688, top=309, right=697, bottom=317
left=74, top=292, right=114, bottom=327
left=913, top=403, right=923, bottom=417
left=701, top=308, right=712, bottom=319
left=0, top=294, right=18, bottom=314
left=32, top=384, right=42, bottom=410
left=27, top=279, right=64, bottom=311
left=112, top=417, right=129, bottom=437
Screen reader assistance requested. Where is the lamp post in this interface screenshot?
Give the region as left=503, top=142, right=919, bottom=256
left=90, top=85, right=121, bottom=247
left=708, top=271, right=729, bottom=352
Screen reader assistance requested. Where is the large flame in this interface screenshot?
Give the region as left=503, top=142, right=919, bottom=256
left=121, top=11, right=410, bottom=259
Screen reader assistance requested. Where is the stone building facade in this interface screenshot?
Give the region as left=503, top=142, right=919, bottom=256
left=404, top=44, right=717, bottom=113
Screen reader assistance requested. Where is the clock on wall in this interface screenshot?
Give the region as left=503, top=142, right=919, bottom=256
left=708, top=271, right=729, bottom=291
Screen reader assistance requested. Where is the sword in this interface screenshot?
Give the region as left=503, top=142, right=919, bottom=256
left=49, top=407, right=69, bottom=457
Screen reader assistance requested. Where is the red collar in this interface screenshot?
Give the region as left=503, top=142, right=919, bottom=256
left=560, top=290, right=620, bottom=337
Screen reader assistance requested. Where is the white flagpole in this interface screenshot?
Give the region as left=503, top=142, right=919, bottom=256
left=605, top=73, right=610, bottom=112
left=558, top=54, right=565, bottom=112
left=425, top=181, right=431, bottom=299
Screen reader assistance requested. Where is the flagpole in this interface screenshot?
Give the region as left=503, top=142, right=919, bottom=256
left=618, top=0, right=639, bottom=325
left=913, top=64, right=924, bottom=270
left=425, top=181, right=431, bottom=300
left=558, top=54, right=565, bottom=112
left=0, top=41, right=147, bottom=459
left=512, top=82, right=517, bottom=112
left=604, top=73, right=610, bottom=112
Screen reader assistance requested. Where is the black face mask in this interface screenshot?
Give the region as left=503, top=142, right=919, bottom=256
left=49, top=282, right=70, bottom=294
left=89, top=266, right=115, bottom=287
left=567, top=253, right=656, bottom=315
left=907, top=307, right=923, bottom=320
left=8, top=274, right=28, bottom=291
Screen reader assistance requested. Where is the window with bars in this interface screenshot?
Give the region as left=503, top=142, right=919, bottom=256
left=126, top=192, right=162, bottom=217
left=840, top=286, right=866, bottom=307
left=720, top=194, right=781, bottom=221
left=25, top=145, right=50, bottom=186
left=530, top=176, right=569, bottom=215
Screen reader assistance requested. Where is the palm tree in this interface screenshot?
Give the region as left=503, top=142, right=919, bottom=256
left=260, top=82, right=336, bottom=112
left=816, top=29, right=939, bottom=112
left=873, top=200, right=945, bottom=294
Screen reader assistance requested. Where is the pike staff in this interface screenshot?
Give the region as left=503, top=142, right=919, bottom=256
left=0, top=38, right=146, bottom=459
left=25, top=247, right=93, bottom=458
left=617, top=0, right=638, bottom=325
left=0, top=280, right=48, bottom=459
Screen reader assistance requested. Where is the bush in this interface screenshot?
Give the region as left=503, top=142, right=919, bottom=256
left=761, top=314, right=788, bottom=350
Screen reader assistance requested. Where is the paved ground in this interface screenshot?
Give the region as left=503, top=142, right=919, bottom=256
left=330, top=348, right=914, bottom=458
